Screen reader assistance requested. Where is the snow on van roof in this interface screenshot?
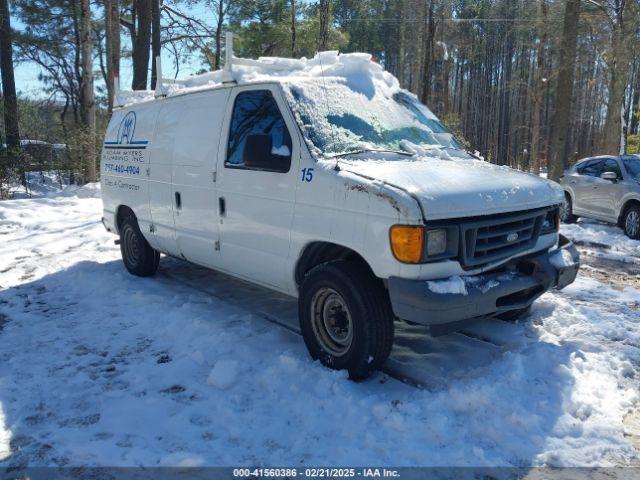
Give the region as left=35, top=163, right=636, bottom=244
left=116, top=51, right=400, bottom=107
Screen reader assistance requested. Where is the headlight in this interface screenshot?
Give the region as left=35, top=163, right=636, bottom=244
left=389, top=225, right=424, bottom=263
left=426, top=228, right=447, bottom=256
left=390, top=225, right=457, bottom=263
left=542, top=207, right=560, bottom=233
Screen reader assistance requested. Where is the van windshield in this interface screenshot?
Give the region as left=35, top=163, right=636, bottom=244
left=285, top=81, right=462, bottom=157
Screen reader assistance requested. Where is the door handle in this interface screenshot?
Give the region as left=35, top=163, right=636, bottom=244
left=219, top=196, right=226, bottom=217
left=175, top=191, right=182, bottom=210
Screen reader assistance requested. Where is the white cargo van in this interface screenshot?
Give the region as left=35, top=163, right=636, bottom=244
left=101, top=47, right=579, bottom=379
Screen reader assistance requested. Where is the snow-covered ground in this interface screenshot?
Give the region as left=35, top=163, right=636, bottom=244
left=562, top=218, right=640, bottom=265
left=0, top=186, right=639, bottom=468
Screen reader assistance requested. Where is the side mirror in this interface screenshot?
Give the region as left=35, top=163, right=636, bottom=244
left=600, top=171, right=618, bottom=182
left=243, top=134, right=273, bottom=169
left=243, top=134, right=290, bottom=172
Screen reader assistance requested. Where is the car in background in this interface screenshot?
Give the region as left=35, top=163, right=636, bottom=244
left=560, top=154, right=640, bottom=239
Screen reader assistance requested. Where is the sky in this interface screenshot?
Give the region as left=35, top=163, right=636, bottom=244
left=12, top=2, right=212, bottom=100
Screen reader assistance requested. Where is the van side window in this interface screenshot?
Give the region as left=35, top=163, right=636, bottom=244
left=226, top=90, right=292, bottom=172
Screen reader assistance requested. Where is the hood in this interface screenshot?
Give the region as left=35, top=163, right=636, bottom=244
left=339, top=156, right=563, bottom=221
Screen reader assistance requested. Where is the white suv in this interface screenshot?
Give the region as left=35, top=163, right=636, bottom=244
left=560, top=155, right=640, bottom=239
left=101, top=52, right=579, bottom=379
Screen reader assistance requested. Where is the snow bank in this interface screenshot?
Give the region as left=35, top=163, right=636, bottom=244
left=0, top=404, right=11, bottom=462
left=10, top=172, right=100, bottom=200
left=549, top=249, right=577, bottom=269
left=562, top=218, right=640, bottom=261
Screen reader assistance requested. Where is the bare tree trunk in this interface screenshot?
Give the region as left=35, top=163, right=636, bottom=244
left=530, top=0, right=547, bottom=175
left=496, top=7, right=514, bottom=166
left=132, top=0, right=151, bottom=90
left=441, top=44, right=451, bottom=113
left=0, top=0, right=19, bottom=151
left=439, top=2, right=453, bottom=114
left=214, top=1, right=224, bottom=70
left=290, top=0, right=296, bottom=57
left=420, top=0, right=435, bottom=104
left=397, top=0, right=406, bottom=87
left=410, top=0, right=425, bottom=95
left=630, top=62, right=640, bottom=135
left=150, top=0, right=161, bottom=89
left=602, top=9, right=631, bottom=155
left=79, top=0, right=96, bottom=182
left=548, top=0, right=580, bottom=182
left=105, top=0, right=120, bottom=112
left=318, top=0, right=331, bottom=52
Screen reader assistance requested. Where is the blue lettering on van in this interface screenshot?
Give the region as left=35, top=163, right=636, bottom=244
left=301, top=168, right=314, bottom=182
left=104, top=163, right=140, bottom=175
left=104, top=111, right=149, bottom=149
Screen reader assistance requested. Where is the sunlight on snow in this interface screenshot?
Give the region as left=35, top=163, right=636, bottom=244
left=0, top=402, right=11, bottom=461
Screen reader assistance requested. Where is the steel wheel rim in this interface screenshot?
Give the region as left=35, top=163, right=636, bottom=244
left=310, top=287, right=353, bottom=357
left=123, top=225, right=141, bottom=266
left=626, top=211, right=640, bottom=237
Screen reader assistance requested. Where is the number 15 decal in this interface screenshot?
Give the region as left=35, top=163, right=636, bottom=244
left=301, top=168, right=314, bottom=182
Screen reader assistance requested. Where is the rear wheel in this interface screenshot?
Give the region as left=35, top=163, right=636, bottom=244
left=299, top=260, right=394, bottom=380
left=120, top=214, right=160, bottom=277
left=560, top=194, right=578, bottom=224
left=623, top=205, right=640, bottom=240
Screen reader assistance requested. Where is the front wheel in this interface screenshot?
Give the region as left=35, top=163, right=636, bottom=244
left=624, top=205, right=640, bottom=240
left=560, top=195, right=578, bottom=224
left=120, top=214, right=160, bottom=277
left=298, top=260, right=394, bottom=380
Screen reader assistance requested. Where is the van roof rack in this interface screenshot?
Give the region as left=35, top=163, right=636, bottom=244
left=115, top=32, right=295, bottom=107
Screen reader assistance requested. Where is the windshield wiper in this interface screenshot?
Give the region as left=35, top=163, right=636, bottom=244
left=330, top=149, right=413, bottom=158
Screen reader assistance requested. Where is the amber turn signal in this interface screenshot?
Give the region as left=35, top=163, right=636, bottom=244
left=389, top=225, right=424, bottom=263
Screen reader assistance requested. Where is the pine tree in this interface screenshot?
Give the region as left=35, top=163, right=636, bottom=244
left=0, top=0, right=20, bottom=151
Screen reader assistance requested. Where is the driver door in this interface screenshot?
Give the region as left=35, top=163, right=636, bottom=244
left=215, top=85, right=301, bottom=292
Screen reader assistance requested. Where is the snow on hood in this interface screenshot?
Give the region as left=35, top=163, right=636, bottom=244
left=336, top=156, right=564, bottom=220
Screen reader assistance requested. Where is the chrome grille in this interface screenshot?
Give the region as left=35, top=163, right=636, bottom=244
left=460, top=208, right=547, bottom=268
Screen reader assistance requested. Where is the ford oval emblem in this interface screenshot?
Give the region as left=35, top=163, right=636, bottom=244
left=506, top=232, right=519, bottom=243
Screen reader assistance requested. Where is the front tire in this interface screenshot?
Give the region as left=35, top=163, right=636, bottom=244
left=299, top=260, right=394, bottom=380
left=120, top=214, right=160, bottom=277
left=560, top=194, right=578, bottom=224
left=623, top=205, right=640, bottom=240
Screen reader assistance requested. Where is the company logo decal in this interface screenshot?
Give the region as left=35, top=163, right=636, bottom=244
left=118, top=111, right=136, bottom=144
left=104, top=111, right=148, bottom=149
left=506, top=232, right=519, bottom=243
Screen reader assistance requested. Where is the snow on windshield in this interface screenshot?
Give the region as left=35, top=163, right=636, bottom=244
left=284, top=80, right=461, bottom=156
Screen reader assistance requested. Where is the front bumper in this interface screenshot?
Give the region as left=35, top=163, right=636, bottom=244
left=387, top=234, right=579, bottom=334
